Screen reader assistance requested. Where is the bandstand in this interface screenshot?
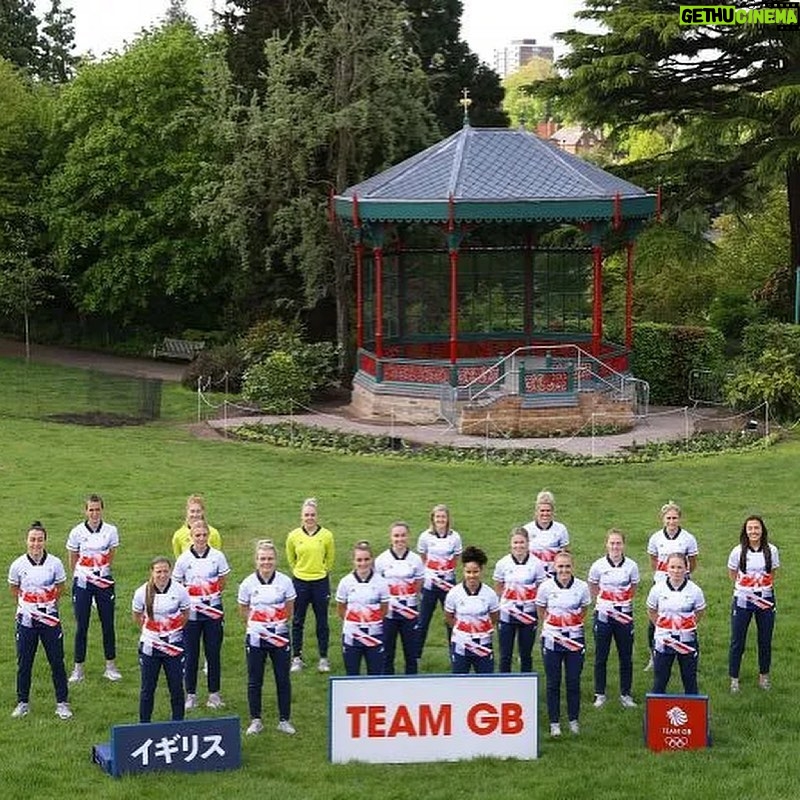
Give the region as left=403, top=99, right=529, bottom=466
left=332, top=124, right=657, bottom=436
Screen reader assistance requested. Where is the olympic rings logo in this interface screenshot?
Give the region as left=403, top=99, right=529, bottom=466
left=664, top=736, right=689, bottom=749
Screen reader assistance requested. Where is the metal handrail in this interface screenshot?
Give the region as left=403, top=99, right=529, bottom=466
left=464, top=344, right=634, bottom=404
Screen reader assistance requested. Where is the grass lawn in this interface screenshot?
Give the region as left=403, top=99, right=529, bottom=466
left=0, top=358, right=798, bottom=799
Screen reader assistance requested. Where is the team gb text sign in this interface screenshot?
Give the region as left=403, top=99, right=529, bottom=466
left=329, top=674, right=538, bottom=763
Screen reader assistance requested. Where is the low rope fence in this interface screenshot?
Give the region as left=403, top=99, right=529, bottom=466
left=194, top=375, right=774, bottom=458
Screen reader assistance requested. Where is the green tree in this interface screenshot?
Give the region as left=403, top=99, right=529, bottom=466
left=43, top=22, right=228, bottom=328
left=38, top=0, right=77, bottom=82
left=0, top=0, right=39, bottom=71
left=502, top=57, right=555, bottom=129
left=538, top=0, right=800, bottom=271
left=405, top=0, right=507, bottom=131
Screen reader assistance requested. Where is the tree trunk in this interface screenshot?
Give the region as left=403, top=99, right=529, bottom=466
left=787, top=159, right=800, bottom=278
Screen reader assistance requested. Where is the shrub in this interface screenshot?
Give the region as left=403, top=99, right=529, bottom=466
left=708, top=291, right=762, bottom=340
left=238, top=319, right=304, bottom=367
left=724, top=348, right=800, bottom=422
left=631, top=322, right=725, bottom=405
left=741, top=322, right=800, bottom=370
left=241, top=351, right=312, bottom=413
left=182, top=343, right=246, bottom=392
left=237, top=318, right=340, bottom=392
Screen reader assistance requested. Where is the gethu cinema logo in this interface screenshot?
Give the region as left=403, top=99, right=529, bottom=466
left=679, top=5, right=800, bottom=25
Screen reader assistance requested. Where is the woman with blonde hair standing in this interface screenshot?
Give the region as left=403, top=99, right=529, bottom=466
left=238, top=539, right=297, bottom=735
left=172, top=494, right=221, bottom=558
left=286, top=498, right=335, bottom=673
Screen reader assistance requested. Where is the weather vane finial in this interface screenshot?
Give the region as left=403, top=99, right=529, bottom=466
left=460, top=88, right=472, bottom=127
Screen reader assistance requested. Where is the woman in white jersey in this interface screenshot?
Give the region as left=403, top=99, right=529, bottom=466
left=524, top=490, right=569, bottom=576
left=644, top=501, right=698, bottom=671
left=588, top=529, right=639, bottom=709
left=132, top=556, right=191, bottom=722
left=238, top=539, right=297, bottom=735
left=415, top=504, right=463, bottom=662
left=375, top=521, right=424, bottom=674
left=646, top=552, right=705, bottom=695
left=445, top=546, right=500, bottom=674
left=336, top=541, right=390, bottom=675
left=493, top=527, right=546, bottom=673
left=173, top=519, right=231, bottom=711
left=66, top=493, right=121, bottom=684
left=727, top=515, right=779, bottom=693
left=536, top=550, right=590, bottom=737
left=9, top=521, right=72, bottom=720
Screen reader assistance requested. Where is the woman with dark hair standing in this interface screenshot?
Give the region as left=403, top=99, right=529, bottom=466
left=444, top=546, right=500, bottom=674
left=66, top=493, right=121, bottom=684
left=8, top=522, right=72, bottom=719
left=416, top=504, right=463, bottom=661
left=728, top=515, right=779, bottom=692
left=132, top=557, right=190, bottom=722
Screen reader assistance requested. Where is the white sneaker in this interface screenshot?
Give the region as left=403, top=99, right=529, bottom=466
left=103, top=665, right=122, bottom=682
left=619, top=695, right=638, bottom=708
left=730, top=678, right=740, bottom=693
left=11, top=702, right=29, bottom=718
left=549, top=722, right=561, bottom=738
left=569, top=719, right=580, bottom=735
left=593, top=694, right=607, bottom=708
left=55, top=702, right=73, bottom=720
left=290, top=656, right=305, bottom=673
left=206, top=692, right=225, bottom=709
left=185, top=693, right=197, bottom=710
left=68, top=665, right=84, bottom=684
left=643, top=655, right=654, bottom=672
left=246, top=718, right=263, bottom=736
left=759, top=675, right=771, bottom=691
left=318, top=658, right=330, bottom=673
left=277, top=719, right=296, bottom=735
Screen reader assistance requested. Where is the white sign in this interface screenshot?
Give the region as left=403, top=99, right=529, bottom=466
left=329, top=674, right=538, bottom=763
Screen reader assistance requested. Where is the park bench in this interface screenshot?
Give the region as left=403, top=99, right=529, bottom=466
left=152, top=337, right=206, bottom=361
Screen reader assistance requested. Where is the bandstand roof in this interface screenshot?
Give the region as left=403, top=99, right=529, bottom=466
left=333, top=125, right=657, bottom=224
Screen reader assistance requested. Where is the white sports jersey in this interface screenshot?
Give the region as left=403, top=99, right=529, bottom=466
left=66, top=520, right=119, bottom=588
left=536, top=576, right=590, bottom=652
left=8, top=552, right=67, bottom=627
left=727, top=544, right=779, bottom=610
left=417, top=529, right=463, bottom=592
left=336, top=571, right=390, bottom=646
left=173, top=546, right=231, bottom=621
left=444, top=582, right=499, bottom=656
left=523, top=520, right=569, bottom=573
left=646, top=578, right=705, bottom=653
left=647, top=527, right=699, bottom=582
left=238, top=570, right=296, bottom=648
left=132, top=579, right=190, bottom=655
left=492, top=553, right=546, bottom=624
left=374, top=548, right=425, bottom=620
left=588, top=555, right=639, bottom=624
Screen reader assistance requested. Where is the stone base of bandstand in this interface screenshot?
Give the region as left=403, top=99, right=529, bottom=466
left=351, top=380, right=635, bottom=437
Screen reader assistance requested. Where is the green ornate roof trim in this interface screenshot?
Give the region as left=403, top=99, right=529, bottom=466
left=333, top=196, right=656, bottom=223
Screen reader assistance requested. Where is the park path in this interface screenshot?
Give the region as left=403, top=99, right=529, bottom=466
left=0, top=337, right=719, bottom=455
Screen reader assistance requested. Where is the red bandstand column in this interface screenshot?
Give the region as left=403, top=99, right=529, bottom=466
left=374, top=245, right=384, bottom=359
left=591, top=244, right=604, bottom=356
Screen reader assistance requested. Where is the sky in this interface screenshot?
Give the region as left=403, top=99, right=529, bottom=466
left=35, top=0, right=590, bottom=64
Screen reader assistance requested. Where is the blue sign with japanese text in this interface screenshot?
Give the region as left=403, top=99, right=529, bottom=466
left=94, top=716, right=241, bottom=777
